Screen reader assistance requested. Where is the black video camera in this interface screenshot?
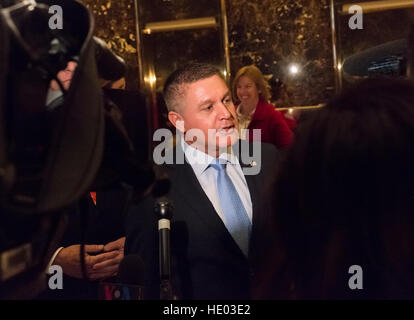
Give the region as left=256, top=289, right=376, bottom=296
left=0, top=0, right=153, bottom=299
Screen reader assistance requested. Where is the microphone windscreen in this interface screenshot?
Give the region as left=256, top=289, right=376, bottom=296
left=152, top=178, right=171, bottom=199
left=118, top=254, right=147, bottom=286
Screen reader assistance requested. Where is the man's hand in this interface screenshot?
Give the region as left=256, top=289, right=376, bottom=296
left=103, top=237, right=125, bottom=252
left=90, top=237, right=126, bottom=280
left=54, top=244, right=120, bottom=280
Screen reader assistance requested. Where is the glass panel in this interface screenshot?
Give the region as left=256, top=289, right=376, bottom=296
left=228, top=0, right=335, bottom=108
left=143, top=28, right=225, bottom=93
left=335, top=0, right=414, bottom=88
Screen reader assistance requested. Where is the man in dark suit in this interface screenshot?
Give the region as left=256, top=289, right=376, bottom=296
left=125, top=63, right=278, bottom=299
left=40, top=59, right=134, bottom=299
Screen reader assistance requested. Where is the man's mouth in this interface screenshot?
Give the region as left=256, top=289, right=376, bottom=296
left=217, top=125, right=235, bottom=135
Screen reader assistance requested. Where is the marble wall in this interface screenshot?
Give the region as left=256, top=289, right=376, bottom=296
left=79, top=0, right=336, bottom=106
left=79, top=0, right=139, bottom=89
left=227, top=0, right=334, bottom=107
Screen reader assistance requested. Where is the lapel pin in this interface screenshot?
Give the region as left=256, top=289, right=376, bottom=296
left=249, top=161, right=257, bottom=167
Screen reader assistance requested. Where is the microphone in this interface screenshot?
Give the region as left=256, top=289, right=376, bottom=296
left=154, top=198, right=174, bottom=300
left=100, top=254, right=146, bottom=300
left=151, top=166, right=171, bottom=199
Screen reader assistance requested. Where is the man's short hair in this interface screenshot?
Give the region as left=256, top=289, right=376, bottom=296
left=163, top=62, right=225, bottom=112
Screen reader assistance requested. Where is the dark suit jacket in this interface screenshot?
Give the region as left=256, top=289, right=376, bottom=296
left=125, top=140, right=278, bottom=299
left=39, top=186, right=131, bottom=300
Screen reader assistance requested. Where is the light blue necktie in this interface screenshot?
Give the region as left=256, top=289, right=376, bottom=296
left=209, top=159, right=252, bottom=257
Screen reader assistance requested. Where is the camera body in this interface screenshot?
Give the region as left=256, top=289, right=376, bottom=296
left=0, top=0, right=104, bottom=298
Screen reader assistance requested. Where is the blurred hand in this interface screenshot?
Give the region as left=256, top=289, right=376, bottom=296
left=54, top=244, right=119, bottom=280
left=89, top=237, right=126, bottom=280
left=103, top=237, right=125, bottom=252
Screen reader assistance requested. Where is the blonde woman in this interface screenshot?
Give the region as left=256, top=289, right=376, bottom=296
left=232, top=65, right=293, bottom=149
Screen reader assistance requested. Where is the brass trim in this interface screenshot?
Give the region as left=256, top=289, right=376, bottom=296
left=341, top=0, right=414, bottom=14
left=330, top=0, right=342, bottom=92
left=276, top=104, right=325, bottom=111
left=220, top=0, right=231, bottom=82
left=133, top=0, right=144, bottom=87
left=143, top=17, right=217, bottom=34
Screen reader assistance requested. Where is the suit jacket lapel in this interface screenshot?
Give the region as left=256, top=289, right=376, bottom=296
left=170, top=145, right=235, bottom=245
left=233, top=140, right=263, bottom=255
left=244, top=173, right=259, bottom=229
left=170, top=141, right=255, bottom=259
left=233, top=140, right=260, bottom=224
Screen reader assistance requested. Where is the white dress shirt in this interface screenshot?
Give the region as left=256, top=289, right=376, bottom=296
left=45, top=88, right=63, bottom=108
left=181, top=137, right=253, bottom=226
left=236, top=104, right=256, bottom=140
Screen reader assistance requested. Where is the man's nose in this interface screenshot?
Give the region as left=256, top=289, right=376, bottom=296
left=217, top=102, right=232, bottom=119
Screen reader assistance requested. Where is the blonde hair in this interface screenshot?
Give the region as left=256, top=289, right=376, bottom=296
left=232, top=65, right=271, bottom=105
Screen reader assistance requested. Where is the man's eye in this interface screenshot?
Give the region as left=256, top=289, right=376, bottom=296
left=205, top=105, right=213, bottom=110
left=223, top=98, right=232, bottom=104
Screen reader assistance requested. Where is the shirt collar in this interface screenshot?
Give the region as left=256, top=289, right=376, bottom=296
left=236, top=103, right=256, bottom=119
left=180, top=135, right=240, bottom=177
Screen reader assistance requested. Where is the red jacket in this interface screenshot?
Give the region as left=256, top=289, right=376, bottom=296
left=237, top=99, right=294, bottom=149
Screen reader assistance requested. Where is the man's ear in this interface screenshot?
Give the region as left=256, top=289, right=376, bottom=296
left=168, top=111, right=185, bottom=133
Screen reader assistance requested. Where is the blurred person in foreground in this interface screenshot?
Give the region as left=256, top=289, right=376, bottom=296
left=255, top=79, right=414, bottom=299
left=41, top=58, right=130, bottom=299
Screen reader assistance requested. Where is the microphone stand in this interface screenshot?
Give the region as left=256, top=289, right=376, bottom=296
left=155, top=199, right=173, bottom=300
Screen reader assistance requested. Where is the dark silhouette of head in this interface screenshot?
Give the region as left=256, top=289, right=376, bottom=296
left=260, top=79, right=414, bottom=299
